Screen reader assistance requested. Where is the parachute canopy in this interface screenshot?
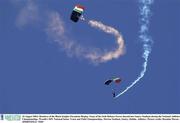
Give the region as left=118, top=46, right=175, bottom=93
left=104, top=78, right=121, bottom=85
left=113, top=78, right=121, bottom=83
left=70, top=5, right=85, bottom=22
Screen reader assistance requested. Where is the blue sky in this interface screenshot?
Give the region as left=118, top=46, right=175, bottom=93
left=0, top=0, right=180, bottom=113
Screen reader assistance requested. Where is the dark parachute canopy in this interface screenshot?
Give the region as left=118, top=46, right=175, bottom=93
left=70, top=5, right=85, bottom=22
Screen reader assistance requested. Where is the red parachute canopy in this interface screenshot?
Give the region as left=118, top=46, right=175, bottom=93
left=76, top=4, right=85, bottom=10
left=113, top=78, right=121, bottom=84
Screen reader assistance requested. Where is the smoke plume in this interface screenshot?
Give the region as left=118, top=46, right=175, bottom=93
left=115, top=0, right=154, bottom=98
left=46, top=12, right=125, bottom=64
left=87, top=20, right=125, bottom=63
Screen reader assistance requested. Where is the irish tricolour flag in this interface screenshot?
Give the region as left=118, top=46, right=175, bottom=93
left=73, top=5, right=84, bottom=14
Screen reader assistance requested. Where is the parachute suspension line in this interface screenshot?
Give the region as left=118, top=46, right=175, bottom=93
left=80, top=15, right=85, bottom=21
left=115, top=0, right=154, bottom=98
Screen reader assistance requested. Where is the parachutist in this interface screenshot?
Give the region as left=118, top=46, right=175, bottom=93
left=70, top=5, right=85, bottom=22
left=104, top=77, right=122, bottom=98
left=112, top=91, right=116, bottom=98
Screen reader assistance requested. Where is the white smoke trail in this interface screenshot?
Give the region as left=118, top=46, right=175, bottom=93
left=87, top=20, right=125, bottom=63
left=46, top=12, right=125, bottom=64
left=16, top=0, right=39, bottom=28
left=115, top=0, right=154, bottom=98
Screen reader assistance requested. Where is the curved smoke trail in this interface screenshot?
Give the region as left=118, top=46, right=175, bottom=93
left=46, top=13, right=125, bottom=64
left=87, top=20, right=125, bottom=63
left=115, top=0, right=154, bottom=98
